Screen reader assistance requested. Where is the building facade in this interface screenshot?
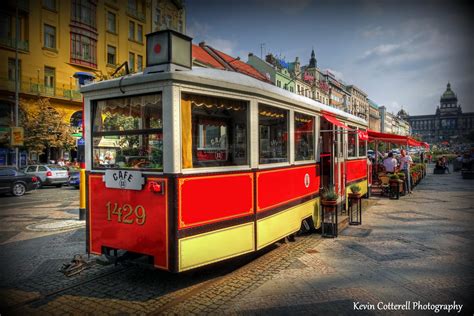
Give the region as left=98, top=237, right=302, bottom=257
left=346, top=85, right=369, bottom=121
left=0, top=0, right=184, bottom=164
left=368, top=99, right=381, bottom=132
left=407, top=83, right=474, bottom=144
left=247, top=53, right=295, bottom=93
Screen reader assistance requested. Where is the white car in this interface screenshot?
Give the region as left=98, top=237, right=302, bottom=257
left=23, top=164, right=69, bottom=188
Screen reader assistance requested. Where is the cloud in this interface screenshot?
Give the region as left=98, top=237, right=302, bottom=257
left=257, top=0, right=311, bottom=15
left=187, top=20, right=238, bottom=55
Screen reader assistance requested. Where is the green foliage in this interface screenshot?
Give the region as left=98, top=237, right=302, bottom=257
left=349, top=184, right=361, bottom=193
left=390, top=174, right=399, bottom=180
left=19, top=98, right=75, bottom=153
left=322, top=187, right=339, bottom=201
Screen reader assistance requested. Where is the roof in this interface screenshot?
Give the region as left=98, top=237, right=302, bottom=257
left=81, top=67, right=367, bottom=126
left=368, top=99, right=379, bottom=109
left=192, top=44, right=225, bottom=70
left=208, top=47, right=271, bottom=83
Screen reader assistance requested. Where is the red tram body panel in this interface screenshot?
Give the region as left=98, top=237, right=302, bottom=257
left=256, top=165, right=320, bottom=212
left=88, top=175, right=168, bottom=269
left=178, top=173, right=254, bottom=229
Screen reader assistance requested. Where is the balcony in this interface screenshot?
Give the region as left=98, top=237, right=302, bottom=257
left=0, top=77, right=82, bottom=102
left=0, top=37, right=29, bottom=51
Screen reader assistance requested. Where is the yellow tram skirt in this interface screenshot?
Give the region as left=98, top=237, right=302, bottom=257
left=178, top=222, right=255, bottom=272
left=257, top=198, right=318, bottom=250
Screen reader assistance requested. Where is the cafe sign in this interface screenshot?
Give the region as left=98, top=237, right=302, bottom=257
left=103, top=170, right=145, bottom=190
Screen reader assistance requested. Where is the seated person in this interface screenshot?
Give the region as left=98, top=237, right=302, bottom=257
left=383, top=152, right=398, bottom=173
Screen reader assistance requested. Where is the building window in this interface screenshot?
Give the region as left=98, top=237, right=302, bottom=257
left=71, top=0, right=96, bottom=29
left=154, top=7, right=161, bottom=28
left=8, top=58, right=21, bottom=82
left=44, top=24, right=56, bottom=49
left=137, top=55, right=143, bottom=72
left=276, top=80, right=281, bottom=88
left=106, top=11, right=116, bottom=33
left=129, top=21, right=135, bottom=40
left=289, top=86, right=293, bottom=93
left=70, top=33, right=97, bottom=68
left=92, top=93, right=163, bottom=170
left=107, top=45, right=116, bottom=65
left=181, top=94, right=248, bottom=168
left=43, top=0, right=56, bottom=11
left=178, top=19, right=183, bottom=33
left=259, top=104, right=288, bottom=164
left=165, top=15, right=171, bottom=29
left=295, top=112, right=314, bottom=161
left=44, top=66, right=55, bottom=95
left=129, top=52, right=135, bottom=72
left=347, top=126, right=357, bottom=158
left=137, top=24, right=143, bottom=43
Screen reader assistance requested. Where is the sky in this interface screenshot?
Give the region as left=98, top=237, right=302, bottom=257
left=186, top=0, right=473, bottom=116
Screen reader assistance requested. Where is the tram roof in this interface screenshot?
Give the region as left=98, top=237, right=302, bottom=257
left=81, top=67, right=367, bottom=126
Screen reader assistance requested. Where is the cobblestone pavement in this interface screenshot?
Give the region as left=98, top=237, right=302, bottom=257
left=0, top=166, right=473, bottom=315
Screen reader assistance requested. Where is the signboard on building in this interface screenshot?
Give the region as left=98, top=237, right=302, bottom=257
left=11, top=127, right=24, bottom=146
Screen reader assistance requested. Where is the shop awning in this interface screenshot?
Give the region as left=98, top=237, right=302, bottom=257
left=322, top=113, right=349, bottom=130
left=421, top=142, right=430, bottom=150
left=367, top=130, right=407, bottom=144
left=357, top=129, right=369, bottom=141
left=368, top=130, right=429, bottom=149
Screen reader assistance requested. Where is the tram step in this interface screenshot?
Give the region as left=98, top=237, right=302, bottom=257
left=337, top=215, right=349, bottom=234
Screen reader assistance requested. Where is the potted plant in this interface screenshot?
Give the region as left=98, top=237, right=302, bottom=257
left=349, top=184, right=362, bottom=198
left=389, top=174, right=403, bottom=193
left=321, top=187, right=339, bottom=208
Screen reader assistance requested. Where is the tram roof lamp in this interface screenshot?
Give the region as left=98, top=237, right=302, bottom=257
left=145, top=29, right=192, bottom=74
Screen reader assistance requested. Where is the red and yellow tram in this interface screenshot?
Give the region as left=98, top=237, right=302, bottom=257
left=82, top=31, right=369, bottom=272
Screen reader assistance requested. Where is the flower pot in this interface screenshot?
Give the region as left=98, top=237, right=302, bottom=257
left=321, top=199, right=338, bottom=208
left=348, top=192, right=362, bottom=199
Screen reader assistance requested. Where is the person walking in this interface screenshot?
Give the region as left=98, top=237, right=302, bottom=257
left=400, top=149, right=413, bottom=194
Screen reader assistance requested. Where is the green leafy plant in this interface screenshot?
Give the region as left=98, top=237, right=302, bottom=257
left=390, top=174, right=399, bottom=180
left=322, top=187, right=339, bottom=201
left=349, top=184, right=361, bottom=194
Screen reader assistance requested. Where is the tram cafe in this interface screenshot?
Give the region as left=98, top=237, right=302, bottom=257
left=80, top=30, right=376, bottom=272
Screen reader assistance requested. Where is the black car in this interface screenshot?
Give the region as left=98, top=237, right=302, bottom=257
left=0, top=168, right=40, bottom=196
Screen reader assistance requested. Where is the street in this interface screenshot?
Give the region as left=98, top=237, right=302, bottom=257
left=0, top=167, right=473, bottom=315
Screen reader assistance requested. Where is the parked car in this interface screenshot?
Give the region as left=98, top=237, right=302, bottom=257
left=0, top=168, right=40, bottom=196
left=22, top=164, right=69, bottom=188
left=68, top=169, right=80, bottom=189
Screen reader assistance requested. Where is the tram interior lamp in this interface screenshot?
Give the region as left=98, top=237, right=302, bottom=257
left=145, top=29, right=192, bottom=74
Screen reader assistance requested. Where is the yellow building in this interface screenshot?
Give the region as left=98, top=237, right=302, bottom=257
left=0, top=0, right=185, bottom=163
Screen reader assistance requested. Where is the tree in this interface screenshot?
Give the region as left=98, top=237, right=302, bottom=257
left=20, top=98, right=75, bottom=160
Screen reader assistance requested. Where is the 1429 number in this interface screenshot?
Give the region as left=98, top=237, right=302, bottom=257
left=106, top=201, right=146, bottom=225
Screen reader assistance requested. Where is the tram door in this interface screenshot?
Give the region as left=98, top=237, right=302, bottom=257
left=320, top=119, right=333, bottom=190
left=335, top=127, right=345, bottom=205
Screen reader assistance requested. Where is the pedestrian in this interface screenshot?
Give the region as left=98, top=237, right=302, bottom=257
left=383, top=152, right=398, bottom=173
left=400, top=149, right=413, bottom=194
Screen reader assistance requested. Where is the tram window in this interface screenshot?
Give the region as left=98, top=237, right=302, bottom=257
left=347, top=125, right=357, bottom=158
left=358, top=129, right=367, bottom=157
left=294, top=112, right=314, bottom=161
left=181, top=93, right=248, bottom=168
left=259, top=104, right=288, bottom=164
left=91, top=93, right=163, bottom=170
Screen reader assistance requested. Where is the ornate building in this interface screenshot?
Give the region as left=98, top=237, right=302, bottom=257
left=407, top=83, right=474, bottom=144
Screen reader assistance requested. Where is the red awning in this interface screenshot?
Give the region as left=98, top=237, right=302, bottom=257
left=357, top=129, right=368, bottom=141
left=407, top=138, right=422, bottom=147
left=367, top=130, right=408, bottom=145
left=322, top=113, right=349, bottom=130
left=421, top=142, right=430, bottom=150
